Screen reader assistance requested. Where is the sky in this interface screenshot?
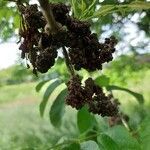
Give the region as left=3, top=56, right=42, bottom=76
left=0, top=42, right=19, bottom=69
left=0, top=0, right=37, bottom=70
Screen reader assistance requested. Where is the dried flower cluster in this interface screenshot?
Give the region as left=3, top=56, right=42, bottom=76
left=66, top=76, right=118, bottom=116
left=18, top=3, right=117, bottom=74
left=17, top=2, right=118, bottom=116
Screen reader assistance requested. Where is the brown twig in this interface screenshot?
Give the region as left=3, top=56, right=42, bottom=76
left=62, top=46, right=75, bottom=76
left=38, top=0, right=60, bottom=34
left=38, top=0, right=75, bottom=76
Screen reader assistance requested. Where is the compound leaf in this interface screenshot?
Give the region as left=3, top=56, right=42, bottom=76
left=40, top=79, right=62, bottom=117
left=49, top=88, right=67, bottom=127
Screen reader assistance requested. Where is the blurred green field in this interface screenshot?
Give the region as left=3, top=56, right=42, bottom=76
left=0, top=82, right=38, bottom=104
left=0, top=83, right=79, bottom=149
left=0, top=55, right=149, bottom=149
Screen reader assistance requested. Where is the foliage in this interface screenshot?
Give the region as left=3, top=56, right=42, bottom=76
left=0, top=58, right=68, bottom=86
left=49, top=88, right=67, bottom=127
left=104, top=54, right=150, bottom=85
left=0, top=65, right=37, bottom=86
left=71, top=0, right=150, bottom=20
left=39, top=79, right=62, bottom=117
left=77, top=106, right=95, bottom=133
left=0, top=1, right=19, bottom=41
left=0, top=0, right=150, bottom=149
left=35, top=62, right=148, bottom=149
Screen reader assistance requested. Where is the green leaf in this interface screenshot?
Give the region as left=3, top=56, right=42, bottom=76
left=49, top=88, right=67, bottom=127
left=63, top=143, right=81, bottom=150
left=80, top=0, right=86, bottom=13
left=107, top=85, right=144, bottom=104
left=80, top=0, right=97, bottom=19
left=93, top=5, right=116, bottom=18
left=36, top=80, right=49, bottom=92
left=39, top=79, right=61, bottom=117
left=71, top=0, right=80, bottom=18
left=86, top=0, right=97, bottom=11
left=71, top=0, right=97, bottom=19
left=95, top=75, right=110, bottom=87
left=138, top=116, right=150, bottom=150
left=81, top=140, right=100, bottom=150
left=129, top=1, right=150, bottom=10
left=77, top=106, right=95, bottom=133
left=106, top=125, right=140, bottom=150
left=88, top=2, right=150, bottom=20
left=14, top=14, right=20, bottom=28
left=97, top=134, right=119, bottom=150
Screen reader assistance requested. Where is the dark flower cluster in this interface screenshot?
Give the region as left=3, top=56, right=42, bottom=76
left=36, top=47, right=57, bottom=73
left=17, top=2, right=118, bottom=116
left=68, top=36, right=117, bottom=71
left=66, top=75, right=85, bottom=109
left=18, top=2, right=117, bottom=74
left=18, top=4, right=62, bottom=74
left=66, top=76, right=118, bottom=117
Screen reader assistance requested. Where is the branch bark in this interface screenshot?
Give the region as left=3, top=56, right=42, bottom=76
left=38, top=0, right=59, bottom=34
left=38, top=0, right=75, bottom=76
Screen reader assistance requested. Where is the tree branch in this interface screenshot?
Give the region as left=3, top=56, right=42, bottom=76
left=38, top=0, right=59, bottom=34
left=38, top=0, right=75, bottom=76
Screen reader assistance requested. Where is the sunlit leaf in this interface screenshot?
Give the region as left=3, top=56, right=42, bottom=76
left=80, top=0, right=97, bottom=19
left=40, top=79, right=62, bottom=117
left=95, top=75, right=110, bottom=87
left=49, top=88, right=67, bottom=127
left=129, top=1, right=150, bottom=10
left=80, top=0, right=86, bottom=13
left=97, top=134, right=119, bottom=150
left=77, top=106, right=95, bottom=133
left=71, top=0, right=80, bottom=18
left=106, top=125, right=140, bottom=150
left=93, top=5, right=116, bottom=18
left=107, top=85, right=144, bottom=104
left=80, top=140, right=100, bottom=150
left=36, top=80, right=49, bottom=92
left=89, top=2, right=150, bottom=20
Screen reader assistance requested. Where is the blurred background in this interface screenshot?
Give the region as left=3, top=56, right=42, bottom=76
left=0, top=0, right=150, bottom=149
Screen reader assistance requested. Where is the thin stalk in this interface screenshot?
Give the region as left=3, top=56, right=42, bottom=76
left=47, top=132, right=102, bottom=150
left=62, top=46, right=75, bottom=76
left=121, top=116, right=131, bottom=131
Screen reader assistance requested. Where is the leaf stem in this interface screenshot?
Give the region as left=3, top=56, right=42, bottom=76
left=121, top=115, right=131, bottom=131
left=62, top=46, right=75, bottom=76
left=47, top=132, right=102, bottom=150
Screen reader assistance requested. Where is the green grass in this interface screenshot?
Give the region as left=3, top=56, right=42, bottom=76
left=0, top=104, right=76, bottom=149
left=0, top=101, right=78, bottom=150
left=0, top=82, right=78, bottom=149
left=0, top=82, right=38, bottom=104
